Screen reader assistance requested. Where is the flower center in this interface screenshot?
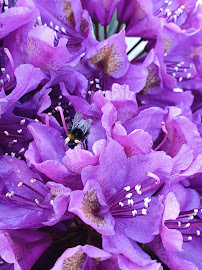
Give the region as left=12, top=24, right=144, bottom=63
left=153, top=1, right=185, bottom=23
left=166, top=60, right=196, bottom=81
left=0, top=178, right=51, bottom=210
left=103, top=172, right=160, bottom=218
left=0, top=116, right=32, bottom=158
left=0, top=48, right=15, bottom=90
left=165, top=208, right=202, bottom=242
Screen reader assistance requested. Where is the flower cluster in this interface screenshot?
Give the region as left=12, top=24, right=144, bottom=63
left=0, top=0, right=202, bottom=269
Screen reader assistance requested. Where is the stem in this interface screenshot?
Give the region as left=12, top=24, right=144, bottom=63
left=104, top=26, right=107, bottom=39
left=94, top=23, right=99, bottom=41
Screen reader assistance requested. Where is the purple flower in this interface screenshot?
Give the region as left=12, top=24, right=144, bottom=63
left=0, top=156, right=71, bottom=229
left=69, top=140, right=172, bottom=242
left=51, top=244, right=162, bottom=270
left=0, top=111, right=33, bottom=158
left=77, top=30, right=148, bottom=95
left=0, top=0, right=202, bottom=268
left=0, top=64, right=45, bottom=116
left=0, top=229, right=51, bottom=270
left=0, top=0, right=39, bottom=39
left=124, top=0, right=199, bottom=38
left=51, top=244, right=113, bottom=270
left=33, top=0, right=93, bottom=54
left=25, top=122, right=83, bottom=189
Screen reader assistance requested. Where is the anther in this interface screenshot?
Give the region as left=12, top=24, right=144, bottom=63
left=20, top=119, right=26, bottom=125
left=17, top=129, right=23, bottom=134
left=196, top=230, right=200, bottom=236
left=50, top=200, right=54, bottom=205
left=132, top=209, right=137, bottom=217
left=61, top=27, right=67, bottom=34
left=0, top=79, right=4, bottom=86
left=128, top=199, right=134, bottom=206
left=178, top=221, right=181, bottom=227
left=18, top=148, right=25, bottom=154
left=142, top=209, right=147, bottom=215
left=119, top=202, right=124, bottom=207
left=37, top=16, right=42, bottom=25
left=6, top=74, right=10, bottom=82
left=187, top=236, right=192, bottom=241
left=17, top=182, right=23, bottom=187
left=4, top=131, right=9, bottom=136
left=124, top=186, right=131, bottom=191
left=35, top=199, right=40, bottom=205
left=50, top=21, right=54, bottom=28
left=54, top=31, right=58, bottom=39
left=125, top=193, right=133, bottom=199
left=55, top=25, right=60, bottom=32
left=135, top=185, right=142, bottom=195
left=144, top=197, right=151, bottom=208
left=6, top=191, right=14, bottom=198
left=187, top=73, right=191, bottom=79
left=184, top=223, right=190, bottom=228
left=30, top=179, right=36, bottom=183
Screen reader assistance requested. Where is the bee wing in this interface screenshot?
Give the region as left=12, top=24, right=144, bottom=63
left=72, top=111, right=83, bottom=130
left=72, top=111, right=93, bottom=134
left=85, top=119, right=93, bottom=130
left=66, top=122, right=72, bottom=132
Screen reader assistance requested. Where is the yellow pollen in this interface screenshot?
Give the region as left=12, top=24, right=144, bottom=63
left=89, top=44, right=122, bottom=76
left=62, top=251, right=86, bottom=270
left=68, top=134, right=76, bottom=140
left=63, top=0, right=75, bottom=27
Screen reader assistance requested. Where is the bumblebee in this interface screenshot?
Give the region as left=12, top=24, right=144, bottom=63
left=65, top=111, right=92, bottom=149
